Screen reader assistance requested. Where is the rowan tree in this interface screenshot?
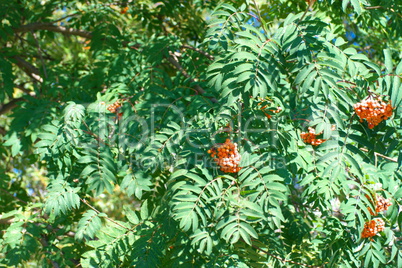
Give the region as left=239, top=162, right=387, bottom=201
left=0, top=0, right=401, bottom=267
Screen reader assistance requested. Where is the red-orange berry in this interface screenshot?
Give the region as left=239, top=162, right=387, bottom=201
left=209, top=139, right=241, bottom=173
left=120, top=6, right=129, bottom=14
left=300, top=127, right=326, bottom=146
left=354, top=97, right=393, bottom=129
left=107, top=100, right=122, bottom=114
left=367, top=194, right=392, bottom=216
left=361, top=218, right=385, bottom=238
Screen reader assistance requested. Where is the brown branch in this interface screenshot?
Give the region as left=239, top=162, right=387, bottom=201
left=32, top=31, right=48, bottom=79
left=0, top=84, right=36, bottom=115
left=380, top=73, right=402, bottom=79
left=14, top=23, right=92, bottom=39
left=38, top=231, right=61, bottom=268
left=0, top=187, right=28, bottom=205
left=337, top=80, right=357, bottom=86
left=16, top=54, right=54, bottom=61
left=248, top=240, right=326, bottom=268
left=11, top=55, right=43, bottom=83
left=0, top=217, right=14, bottom=225
left=298, top=0, right=316, bottom=24
left=167, top=51, right=218, bottom=103
left=251, top=0, right=269, bottom=38
left=0, top=98, right=24, bottom=115
left=50, top=12, right=82, bottom=24
left=80, top=198, right=130, bottom=231
left=364, top=6, right=382, bottom=10
left=81, top=120, right=111, bottom=147
left=181, top=45, right=214, bottom=61
left=360, top=148, right=397, bottom=162
left=364, top=6, right=402, bottom=17
left=15, top=83, right=36, bottom=95
left=0, top=81, right=37, bottom=115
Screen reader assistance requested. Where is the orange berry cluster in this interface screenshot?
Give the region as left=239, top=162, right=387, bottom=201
left=361, top=218, right=385, bottom=238
left=354, top=97, right=393, bottom=129
left=208, top=139, right=241, bottom=173
left=300, top=127, right=326, bottom=146
left=367, top=194, right=392, bottom=216
left=107, top=100, right=122, bottom=113
left=107, top=100, right=123, bottom=119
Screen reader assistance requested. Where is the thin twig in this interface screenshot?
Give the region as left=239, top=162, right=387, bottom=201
left=15, top=84, right=36, bottom=96
left=337, top=80, right=357, bottom=86
left=360, top=148, right=397, bottom=163
left=0, top=85, right=36, bottom=115
left=50, top=12, right=82, bottom=24
left=181, top=45, right=214, bottom=60
left=167, top=51, right=218, bottom=103
left=10, top=55, right=43, bottom=82
left=15, top=53, right=54, bottom=61
left=80, top=198, right=130, bottom=231
left=298, top=0, right=316, bottom=24
left=251, top=0, right=268, bottom=35
left=0, top=98, right=24, bottom=116
left=364, top=6, right=382, bottom=10
left=380, top=73, right=402, bottom=79
left=32, top=31, right=48, bottom=79
left=81, top=120, right=111, bottom=147
left=0, top=187, right=28, bottom=204
left=364, top=5, right=402, bottom=17
left=14, top=23, right=92, bottom=38
left=249, top=241, right=327, bottom=268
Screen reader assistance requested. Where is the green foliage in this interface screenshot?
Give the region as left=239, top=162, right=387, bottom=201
left=75, top=209, right=105, bottom=241
left=0, top=0, right=401, bottom=267
left=44, top=179, right=80, bottom=218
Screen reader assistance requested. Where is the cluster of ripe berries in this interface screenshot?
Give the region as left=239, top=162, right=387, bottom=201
left=208, top=139, right=242, bottom=173
left=300, top=127, right=326, bottom=146
left=107, top=100, right=122, bottom=113
left=107, top=100, right=123, bottom=118
left=361, top=218, right=385, bottom=239
left=367, top=195, right=392, bottom=216
left=353, top=97, right=393, bottom=129
left=361, top=194, right=391, bottom=238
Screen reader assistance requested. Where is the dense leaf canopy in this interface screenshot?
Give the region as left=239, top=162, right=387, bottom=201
left=0, top=0, right=401, bottom=267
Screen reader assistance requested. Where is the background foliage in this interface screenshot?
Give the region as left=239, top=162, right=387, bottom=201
left=0, top=0, right=401, bottom=267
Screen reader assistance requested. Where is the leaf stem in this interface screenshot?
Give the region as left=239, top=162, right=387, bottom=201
left=80, top=198, right=130, bottom=231
left=248, top=239, right=327, bottom=268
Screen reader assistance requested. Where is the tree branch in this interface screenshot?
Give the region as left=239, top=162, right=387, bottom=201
left=32, top=31, right=48, bottom=79
left=364, top=6, right=382, bottom=10
left=364, top=6, right=402, bottom=17
left=0, top=187, right=28, bottom=205
left=15, top=83, right=36, bottom=95
left=80, top=198, right=130, bottom=231
left=0, top=98, right=24, bottom=115
left=167, top=51, right=218, bottom=103
left=360, top=148, right=397, bottom=163
left=246, top=239, right=327, bottom=268
left=11, top=55, right=43, bottom=83
left=17, top=53, right=54, bottom=61
left=181, top=45, right=214, bottom=60
left=14, top=23, right=92, bottom=39
left=0, top=85, right=36, bottom=116
left=50, top=12, right=82, bottom=24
